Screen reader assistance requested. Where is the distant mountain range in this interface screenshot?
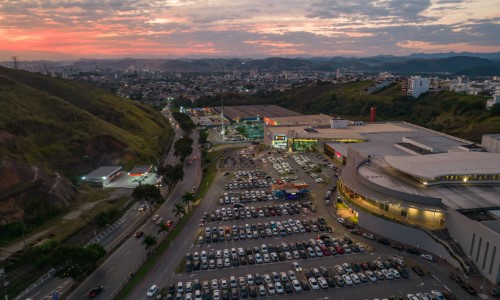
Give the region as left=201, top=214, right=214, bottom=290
left=2, top=52, right=500, bottom=76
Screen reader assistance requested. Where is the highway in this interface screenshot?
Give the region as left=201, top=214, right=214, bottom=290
left=65, top=111, right=202, bottom=299
left=17, top=108, right=191, bottom=300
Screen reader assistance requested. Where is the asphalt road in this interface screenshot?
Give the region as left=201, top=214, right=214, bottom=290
left=17, top=110, right=183, bottom=300
left=65, top=126, right=202, bottom=300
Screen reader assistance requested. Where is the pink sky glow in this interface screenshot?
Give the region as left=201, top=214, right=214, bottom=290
left=0, top=0, right=499, bottom=60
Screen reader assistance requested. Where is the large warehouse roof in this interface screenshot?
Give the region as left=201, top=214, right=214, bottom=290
left=213, top=105, right=301, bottom=121
left=385, top=152, right=500, bottom=180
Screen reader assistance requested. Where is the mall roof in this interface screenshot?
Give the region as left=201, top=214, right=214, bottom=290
left=213, top=105, right=301, bottom=121
left=266, top=122, right=413, bottom=140
left=385, top=152, right=500, bottom=180
left=84, top=166, right=121, bottom=179
left=264, top=114, right=332, bottom=126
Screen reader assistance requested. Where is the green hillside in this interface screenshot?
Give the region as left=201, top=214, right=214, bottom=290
left=195, top=80, right=500, bottom=143
left=0, top=67, right=172, bottom=178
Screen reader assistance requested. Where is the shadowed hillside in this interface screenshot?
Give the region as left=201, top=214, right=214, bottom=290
left=0, top=67, right=172, bottom=230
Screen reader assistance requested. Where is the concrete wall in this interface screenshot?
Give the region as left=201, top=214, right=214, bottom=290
left=482, top=135, right=500, bottom=153
left=446, top=209, right=500, bottom=284
left=352, top=205, right=459, bottom=269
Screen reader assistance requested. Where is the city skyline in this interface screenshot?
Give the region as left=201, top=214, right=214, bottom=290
left=0, top=0, right=499, bottom=60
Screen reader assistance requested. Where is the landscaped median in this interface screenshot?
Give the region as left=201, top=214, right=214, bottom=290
left=115, top=148, right=229, bottom=299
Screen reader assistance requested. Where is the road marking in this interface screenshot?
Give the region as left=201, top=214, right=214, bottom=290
left=106, top=266, right=115, bottom=274
left=444, top=285, right=451, bottom=292
left=123, top=250, right=130, bottom=257
left=432, top=274, right=442, bottom=283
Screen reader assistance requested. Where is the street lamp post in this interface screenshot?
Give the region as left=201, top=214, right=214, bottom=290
left=0, top=268, right=8, bottom=300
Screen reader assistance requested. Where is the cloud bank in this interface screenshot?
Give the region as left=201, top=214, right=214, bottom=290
left=0, top=0, right=498, bottom=59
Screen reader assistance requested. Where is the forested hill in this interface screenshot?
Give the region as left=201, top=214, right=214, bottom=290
left=0, top=67, right=172, bottom=227
left=0, top=67, right=172, bottom=176
left=193, top=81, right=500, bottom=143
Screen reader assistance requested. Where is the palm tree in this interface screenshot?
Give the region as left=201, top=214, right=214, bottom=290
left=157, top=223, right=170, bottom=240
left=142, top=234, right=158, bottom=255
left=182, top=191, right=195, bottom=211
left=172, top=203, right=186, bottom=221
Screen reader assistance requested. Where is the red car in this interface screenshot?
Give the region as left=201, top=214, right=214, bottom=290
left=165, top=220, right=174, bottom=228
left=134, top=231, right=144, bottom=238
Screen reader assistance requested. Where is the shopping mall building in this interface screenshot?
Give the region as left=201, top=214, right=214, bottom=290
left=265, top=120, right=500, bottom=284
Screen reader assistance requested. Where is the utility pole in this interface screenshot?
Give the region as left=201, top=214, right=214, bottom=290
left=11, top=56, right=19, bottom=70
left=220, top=98, right=225, bottom=141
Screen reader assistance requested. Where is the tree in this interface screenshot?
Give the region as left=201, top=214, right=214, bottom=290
left=157, top=223, right=170, bottom=240
left=172, top=203, right=186, bottom=221
left=132, top=184, right=163, bottom=211
left=174, top=136, right=193, bottom=162
left=173, top=163, right=184, bottom=181
left=50, top=244, right=106, bottom=281
left=142, top=234, right=158, bottom=255
left=182, top=191, right=195, bottom=211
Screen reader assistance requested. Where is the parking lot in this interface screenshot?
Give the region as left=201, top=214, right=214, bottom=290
left=158, top=149, right=472, bottom=300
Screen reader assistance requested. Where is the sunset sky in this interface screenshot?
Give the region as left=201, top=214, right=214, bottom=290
left=1, top=0, right=499, bottom=60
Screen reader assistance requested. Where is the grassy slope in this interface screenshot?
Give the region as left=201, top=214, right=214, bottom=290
left=0, top=67, right=172, bottom=175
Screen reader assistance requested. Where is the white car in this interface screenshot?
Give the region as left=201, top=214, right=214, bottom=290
left=335, top=264, right=345, bottom=275
left=147, top=285, right=158, bottom=297
left=342, top=262, right=353, bottom=273
left=421, top=254, right=434, bottom=261
left=267, top=283, right=276, bottom=295
left=416, top=293, right=430, bottom=300
left=390, top=268, right=401, bottom=278
left=288, top=270, right=297, bottom=281
left=258, top=285, right=267, bottom=296
left=246, top=274, right=254, bottom=285
left=356, top=242, right=366, bottom=252
left=230, top=276, right=237, bottom=288
left=365, top=270, right=377, bottom=282
left=255, top=253, right=263, bottom=264
left=292, top=279, right=302, bottom=292
left=151, top=214, right=160, bottom=221
left=431, top=290, right=446, bottom=300
left=342, top=274, right=353, bottom=286
left=317, top=277, right=328, bottom=289
left=177, top=282, right=184, bottom=294
left=213, top=290, right=221, bottom=300
left=275, top=282, right=284, bottom=294
left=363, top=232, right=374, bottom=239
left=194, top=290, right=202, bottom=300
left=308, top=277, right=320, bottom=290
left=382, top=269, right=394, bottom=280
left=337, top=217, right=345, bottom=224
left=350, top=273, right=361, bottom=284
left=292, top=262, right=302, bottom=272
